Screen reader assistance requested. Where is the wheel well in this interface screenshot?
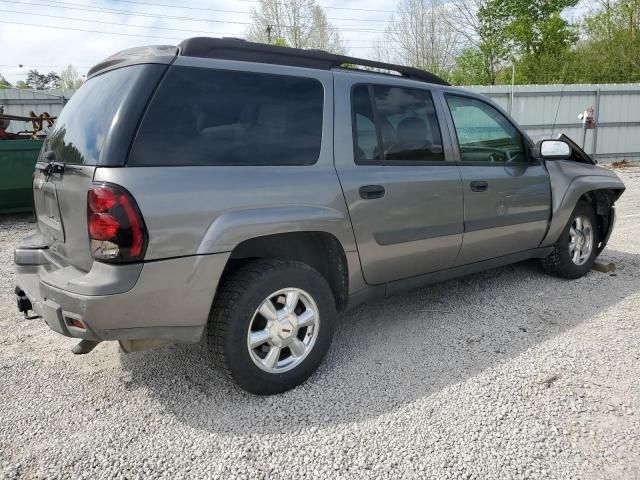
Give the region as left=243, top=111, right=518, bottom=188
left=223, top=232, right=349, bottom=311
left=579, top=189, right=621, bottom=252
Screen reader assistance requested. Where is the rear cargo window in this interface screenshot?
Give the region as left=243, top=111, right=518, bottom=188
left=46, top=65, right=150, bottom=165
left=129, top=66, right=324, bottom=166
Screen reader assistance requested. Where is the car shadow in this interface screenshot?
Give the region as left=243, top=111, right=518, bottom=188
left=119, top=248, right=640, bottom=435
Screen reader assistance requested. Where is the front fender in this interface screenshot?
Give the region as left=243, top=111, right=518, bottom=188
left=540, top=161, right=625, bottom=247
left=196, top=206, right=357, bottom=254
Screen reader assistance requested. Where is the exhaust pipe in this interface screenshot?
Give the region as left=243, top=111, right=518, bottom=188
left=72, top=340, right=102, bottom=355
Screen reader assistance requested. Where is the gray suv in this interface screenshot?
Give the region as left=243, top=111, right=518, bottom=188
left=14, top=38, right=625, bottom=394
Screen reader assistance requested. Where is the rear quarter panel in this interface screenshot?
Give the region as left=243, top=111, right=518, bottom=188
left=93, top=165, right=357, bottom=259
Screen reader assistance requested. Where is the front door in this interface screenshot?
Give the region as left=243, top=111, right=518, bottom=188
left=442, top=94, right=551, bottom=265
left=334, top=74, right=464, bottom=285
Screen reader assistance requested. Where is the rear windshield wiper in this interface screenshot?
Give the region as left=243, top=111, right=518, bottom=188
left=35, top=151, right=66, bottom=175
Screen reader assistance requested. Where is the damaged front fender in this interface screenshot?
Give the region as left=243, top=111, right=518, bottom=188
left=540, top=160, right=625, bottom=252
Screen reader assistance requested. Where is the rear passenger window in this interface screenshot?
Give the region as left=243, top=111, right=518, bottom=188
left=352, top=85, right=444, bottom=163
left=129, top=67, right=324, bottom=166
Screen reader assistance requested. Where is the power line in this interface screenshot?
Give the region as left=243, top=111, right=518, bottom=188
left=2, top=7, right=383, bottom=44
left=1, top=19, right=378, bottom=49
left=0, top=64, right=91, bottom=68
left=92, top=0, right=250, bottom=16
left=23, top=0, right=249, bottom=25
left=29, top=0, right=259, bottom=27
left=2, top=8, right=235, bottom=37
left=2, top=19, right=184, bottom=41
left=0, top=6, right=378, bottom=42
left=235, top=0, right=396, bottom=13
left=22, top=0, right=389, bottom=30
left=82, top=0, right=391, bottom=23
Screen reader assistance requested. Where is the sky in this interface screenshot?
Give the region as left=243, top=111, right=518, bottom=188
left=1, top=0, right=593, bottom=86
left=1, top=0, right=395, bottom=85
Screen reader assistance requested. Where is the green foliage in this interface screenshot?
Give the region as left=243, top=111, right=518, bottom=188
left=0, top=74, right=11, bottom=89
left=15, top=80, right=29, bottom=90
left=452, top=0, right=640, bottom=84
left=26, top=70, right=61, bottom=90
left=476, top=4, right=511, bottom=84
left=449, top=48, right=493, bottom=85
left=483, top=0, right=578, bottom=56
left=569, top=0, right=640, bottom=83
left=272, top=37, right=288, bottom=47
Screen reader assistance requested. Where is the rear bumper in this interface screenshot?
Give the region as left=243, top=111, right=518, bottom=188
left=15, top=245, right=230, bottom=343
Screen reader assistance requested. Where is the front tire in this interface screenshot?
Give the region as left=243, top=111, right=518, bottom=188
left=541, top=201, right=599, bottom=279
left=208, top=259, right=336, bottom=395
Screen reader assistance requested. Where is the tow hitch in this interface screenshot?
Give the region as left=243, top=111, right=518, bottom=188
left=14, top=287, right=39, bottom=320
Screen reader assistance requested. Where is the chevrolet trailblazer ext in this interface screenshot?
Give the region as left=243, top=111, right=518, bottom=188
left=14, top=38, right=625, bottom=394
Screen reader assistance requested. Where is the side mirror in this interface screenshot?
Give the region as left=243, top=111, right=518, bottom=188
left=535, top=139, right=571, bottom=160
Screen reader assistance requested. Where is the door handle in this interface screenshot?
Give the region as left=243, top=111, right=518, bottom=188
left=470, top=181, right=488, bottom=192
left=359, top=185, right=386, bottom=200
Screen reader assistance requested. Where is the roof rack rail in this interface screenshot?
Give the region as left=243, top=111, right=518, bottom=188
left=178, top=37, right=450, bottom=86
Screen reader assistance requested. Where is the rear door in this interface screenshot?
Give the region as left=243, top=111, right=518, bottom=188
left=33, top=64, right=166, bottom=271
left=442, top=93, right=551, bottom=265
left=334, top=73, right=464, bottom=285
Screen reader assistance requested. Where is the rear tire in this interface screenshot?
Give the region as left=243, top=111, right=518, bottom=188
left=541, top=201, right=599, bottom=279
left=208, top=259, right=336, bottom=395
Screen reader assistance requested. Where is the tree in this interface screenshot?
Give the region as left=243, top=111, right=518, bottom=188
left=25, top=70, right=61, bottom=90
left=15, top=80, right=29, bottom=90
left=60, top=65, right=84, bottom=89
left=446, top=0, right=639, bottom=84
left=449, top=48, right=492, bottom=85
left=447, top=0, right=507, bottom=84
left=481, top=0, right=578, bottom=57
left=568, top=0, right=640, bottom=82
left=0, top=74, right=11, bottom=89
left=377, top=0, right=461, bottom=77
left=246, top=0, right=345, bottom=54
left=307, top=5, right=346, bottom=54
left=445, top=0, right=579, bottom=85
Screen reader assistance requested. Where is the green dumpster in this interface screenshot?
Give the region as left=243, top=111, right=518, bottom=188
left=0, top=140, right=43, bottom=214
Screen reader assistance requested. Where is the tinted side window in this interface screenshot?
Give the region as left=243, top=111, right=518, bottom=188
left=130, top=67, right=324, bottom=166
left=446, top=95, right=526, bottom=163
left=352, top=85, right=444, bottom=163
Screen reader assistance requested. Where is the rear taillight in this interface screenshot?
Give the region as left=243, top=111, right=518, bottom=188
left=87, top=182, right=148, bottom=262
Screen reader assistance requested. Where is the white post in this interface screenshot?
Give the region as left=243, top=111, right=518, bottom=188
left=509, top=64, right=515, bottom=115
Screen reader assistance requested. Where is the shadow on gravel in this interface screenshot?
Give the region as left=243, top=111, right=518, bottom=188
left=119, top=249, right=640, bottom=435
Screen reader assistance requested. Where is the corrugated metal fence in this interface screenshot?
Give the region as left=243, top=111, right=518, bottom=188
left=0, top=88, right=73, bottom=135
left=467, top=84, right=640, bottom=161
left=2, top=84, right=639, bottom=161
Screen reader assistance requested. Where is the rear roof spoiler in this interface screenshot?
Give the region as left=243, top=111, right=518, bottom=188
left=88, top=45, right=178, bottom=78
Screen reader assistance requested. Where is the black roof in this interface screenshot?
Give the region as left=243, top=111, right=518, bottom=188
left=178, top=37, right=450, bottom=86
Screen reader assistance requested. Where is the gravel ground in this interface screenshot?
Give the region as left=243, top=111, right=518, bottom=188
left=1, top=168, right=640, bottom=480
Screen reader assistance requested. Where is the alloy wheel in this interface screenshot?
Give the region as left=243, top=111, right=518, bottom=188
left=569, top=215, right=594, bottom=266
left=247, top=288, right=320, bottom=373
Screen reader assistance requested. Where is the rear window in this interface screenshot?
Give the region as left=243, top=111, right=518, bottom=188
left=46, top=65, right=150, bottom=165
left=129, top=66, right=324, bottom=166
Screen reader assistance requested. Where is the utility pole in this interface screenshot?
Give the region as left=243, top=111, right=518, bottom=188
left=266, top=25, right=273, bottom=44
